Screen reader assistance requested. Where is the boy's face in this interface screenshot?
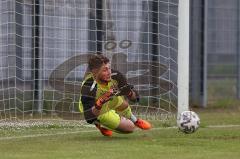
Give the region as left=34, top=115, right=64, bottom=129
left=94, top=63, right=111, bottom=83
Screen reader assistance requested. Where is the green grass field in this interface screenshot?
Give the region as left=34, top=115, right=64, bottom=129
left=0, top=107, right=240, bottom=159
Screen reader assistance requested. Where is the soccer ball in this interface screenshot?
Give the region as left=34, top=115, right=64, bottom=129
left=177, top=111, right=200, bottom=134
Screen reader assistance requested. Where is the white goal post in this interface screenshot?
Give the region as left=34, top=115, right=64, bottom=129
left=178, top=0, right=190, bottom=115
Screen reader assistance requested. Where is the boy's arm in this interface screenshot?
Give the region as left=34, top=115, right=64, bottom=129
left=80, top=78, right=98, bottom=122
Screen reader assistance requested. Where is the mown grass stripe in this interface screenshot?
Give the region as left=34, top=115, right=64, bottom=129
left=1, top=124, right=240, bottom=141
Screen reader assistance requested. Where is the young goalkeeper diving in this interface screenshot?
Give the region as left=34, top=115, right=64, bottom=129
left=79, top=54, right=151, bottom=136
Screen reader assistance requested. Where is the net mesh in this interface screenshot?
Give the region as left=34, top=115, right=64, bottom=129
left=0, top=0, right=178, bottom=121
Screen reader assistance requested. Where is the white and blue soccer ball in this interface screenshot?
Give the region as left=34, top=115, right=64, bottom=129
left=177, top=111, right=200, bottom=134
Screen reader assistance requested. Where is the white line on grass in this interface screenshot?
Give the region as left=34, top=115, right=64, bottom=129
left=0, top=127, right=174, bottom=141
left=1, top=124, right=240, bottom=141
left=208, top=125, right=240, bottom=128
left=0, top=129, right=97, bottom=141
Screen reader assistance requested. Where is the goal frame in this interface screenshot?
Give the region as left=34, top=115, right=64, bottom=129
left=178, top=0, right=190, bottom=115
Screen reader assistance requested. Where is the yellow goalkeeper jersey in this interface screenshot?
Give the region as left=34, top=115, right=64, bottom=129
left=79, top=69, right=127, bottom=113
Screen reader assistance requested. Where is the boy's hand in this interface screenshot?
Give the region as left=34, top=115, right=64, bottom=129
left=116, top=84, right=134, bottom=96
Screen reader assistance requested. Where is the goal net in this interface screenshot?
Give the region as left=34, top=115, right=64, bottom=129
left=0, top=0, right=187, bottom=122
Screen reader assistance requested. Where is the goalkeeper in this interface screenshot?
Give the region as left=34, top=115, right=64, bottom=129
left=79, top=54, right=151, bottom=136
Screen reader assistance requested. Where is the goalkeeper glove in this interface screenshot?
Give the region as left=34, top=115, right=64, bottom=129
left=95, top=89, right=114, bottom=110
left=116, top=84, right=134, bottom=97
left=129, top=90, right=140, bottom=103
left=117, top=85, right=140, bottom=103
